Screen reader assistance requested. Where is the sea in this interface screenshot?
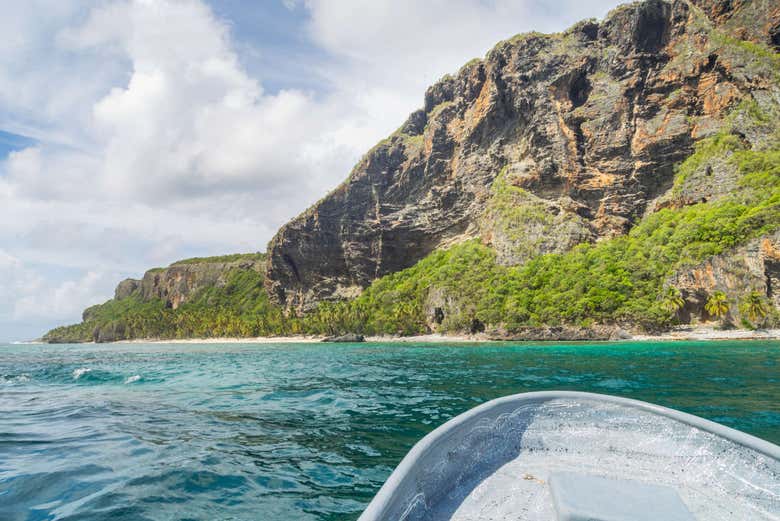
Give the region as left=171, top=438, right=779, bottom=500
left=1, top=340, right=778, bottom=520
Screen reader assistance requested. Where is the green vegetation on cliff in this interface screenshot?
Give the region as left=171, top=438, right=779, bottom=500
left=44, top=116, right=780, bottom=342
left=346, top=193, right=776, bottom=334
left=303, top=97, right=780, bottom=336
left=43, top=20, right=780, bottom=342
left=171, top=253, right=266, bottom=265
left=44, top=266, right=291, bottom=342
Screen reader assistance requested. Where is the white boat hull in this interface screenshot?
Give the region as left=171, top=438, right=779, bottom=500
left=359, top=391, right=780, bottom=520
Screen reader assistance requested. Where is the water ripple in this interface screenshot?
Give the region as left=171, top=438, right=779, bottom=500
left=0, top=340, right=778, bottom=520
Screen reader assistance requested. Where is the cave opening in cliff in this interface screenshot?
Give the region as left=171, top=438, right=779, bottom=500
left=568, top=73, right=591, bottom=108
left=634, top=1, right=670, bottom=52
left=770, top=24, right=780, bottom=51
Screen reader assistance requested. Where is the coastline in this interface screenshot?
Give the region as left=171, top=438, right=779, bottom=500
left=628, top=327, right=780, bottom=342
left=89, top=326, right=780, bottom=345
left=109, top=333, right=477, bottom=344
left=116, top=335, right=325, bottom=344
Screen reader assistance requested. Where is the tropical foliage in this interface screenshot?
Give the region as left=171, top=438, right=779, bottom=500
left=44, top=103, right=780, bottom=342
left=705, top=291, right=731, bottom=321
left=660, top=287, right=686, bottom=316
left=740, top=291, right=769, bottom=325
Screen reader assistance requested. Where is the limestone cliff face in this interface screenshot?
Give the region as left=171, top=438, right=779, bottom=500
left=668, top=231, right=780, bottom=323
left=93, top=257, right=266, bottom=319
left=266, top=0, right=780, bottom=312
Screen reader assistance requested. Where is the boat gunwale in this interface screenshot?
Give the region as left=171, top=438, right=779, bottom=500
left=358, top=390, right=780, bottom=520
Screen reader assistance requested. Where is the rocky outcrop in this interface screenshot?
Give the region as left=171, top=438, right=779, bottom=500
left=487, top=325, right=628, bottom=341
left=110, top=256, right=266, bottom=311
left=689, top=0, right=780, bottom=49
left=321, top=333, right=365, bottom=343
left=668, top=231, right=780, bottom=323
left=266, top=0, right=779, bottom=312
left=42, top=0, right=780, bottom=343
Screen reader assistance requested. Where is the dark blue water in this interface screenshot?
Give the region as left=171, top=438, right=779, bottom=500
left=1, top=340, right=778, bottom=520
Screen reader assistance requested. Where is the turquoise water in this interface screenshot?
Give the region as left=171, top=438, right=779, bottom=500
left=1, top=340, right=778, bottom=520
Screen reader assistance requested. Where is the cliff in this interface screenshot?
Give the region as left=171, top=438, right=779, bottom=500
left=266, top=0, right=780, bottom=312
left=106, top=254, right=266, bottom=314
left=44, top=0, right=780, bottom=342
left=44, top=254, right=268, bottom=343
left=668, top=231, right=780, bottom=325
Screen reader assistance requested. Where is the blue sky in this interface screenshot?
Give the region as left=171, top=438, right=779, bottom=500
left=0, top=130, right=36, bottom=157
left=0, top=0, right=622, bottom=341
left=210, top=0, right=332, bottom=94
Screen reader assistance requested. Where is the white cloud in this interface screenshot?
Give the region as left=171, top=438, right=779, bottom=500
left=303, top=0, right=620, bottom=129
left=4, top=146, right=98, bottom=200
left=0, top=251, right=42, bottom=315
left=0, top=0, right=622, bottom=339
left=0, top=250, right=111, bottom=338
left=13, top=270, right=111, bottom=323
left=0, top=1, right=125, bottom=147
left=39, top=0, right=338, bottom=202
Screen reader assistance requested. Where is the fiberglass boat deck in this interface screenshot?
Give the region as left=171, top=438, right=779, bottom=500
left=359, top=391, right=780, bottom=521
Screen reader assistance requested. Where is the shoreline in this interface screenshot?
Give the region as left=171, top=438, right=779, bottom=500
left=89, top=326, right=780, bottom=345
left=628, top=327, right=780, bottom=342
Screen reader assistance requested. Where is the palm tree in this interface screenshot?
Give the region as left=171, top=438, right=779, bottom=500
left=705, top=291, right=730, bottom=322
left=704, top=291, right=731, bottom=318
left=661, top=286, right=685, bottom=316
left=741, top=291, right=768, bottom=325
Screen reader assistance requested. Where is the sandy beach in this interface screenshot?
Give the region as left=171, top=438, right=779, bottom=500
left=628, top=327, right=780, bottom=342
left=112, top=333, right=476, bottom=344
left=118, top=335, right=325, bottom=344
left=102, top=327, right=780, bottom=344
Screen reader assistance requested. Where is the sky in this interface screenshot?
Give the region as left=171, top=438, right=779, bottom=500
left=0, top=0, right=623, bottom=341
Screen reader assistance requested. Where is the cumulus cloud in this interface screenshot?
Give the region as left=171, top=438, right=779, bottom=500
left=0, top=251, right=43, bottom=316
left=8, top=0, right=341, bottom=204
left=0, top=0, right=621, bottom=340
left=303, top=0, right=620, bottom=131
left=13, top=270, right=111, bottom=323
left=0, top=250, right=114, bottom=340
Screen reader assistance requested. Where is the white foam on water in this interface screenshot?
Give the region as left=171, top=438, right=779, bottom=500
left=0, top=374, right=30, bottom=385
left=124, top=375, right=141, bottom=384
left=72, top=367, right=92, bottom=380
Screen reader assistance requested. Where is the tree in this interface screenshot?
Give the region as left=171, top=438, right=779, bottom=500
left=741, top=291, right=768, bottom=325
left=705, top=291, right=730, bottom=322
left=660, top=286, right=685, bottom=316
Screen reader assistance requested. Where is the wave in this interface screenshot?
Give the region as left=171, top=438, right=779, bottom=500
left=124, top=375, right=141, bottom=384
left=72, top=367, right=92, bottom=380
left=0, top=374, right=31, bottom=385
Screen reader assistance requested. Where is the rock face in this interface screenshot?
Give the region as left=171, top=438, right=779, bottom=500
left=487, top=325, right=627, bottom=342
left=266, top=0, right=779, bottom=312
left=107, top=257, right=266, bottom=312
left=668, top=232, right=780, bottom=323
left=321, top=333, right=365, bottom=343
left=689, top=0, right=780, bottom=48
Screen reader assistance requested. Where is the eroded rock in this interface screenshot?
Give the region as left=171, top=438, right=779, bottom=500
left=117, top=258, right=266, bottom=310
left=266, top=0, right=778, bottom=312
